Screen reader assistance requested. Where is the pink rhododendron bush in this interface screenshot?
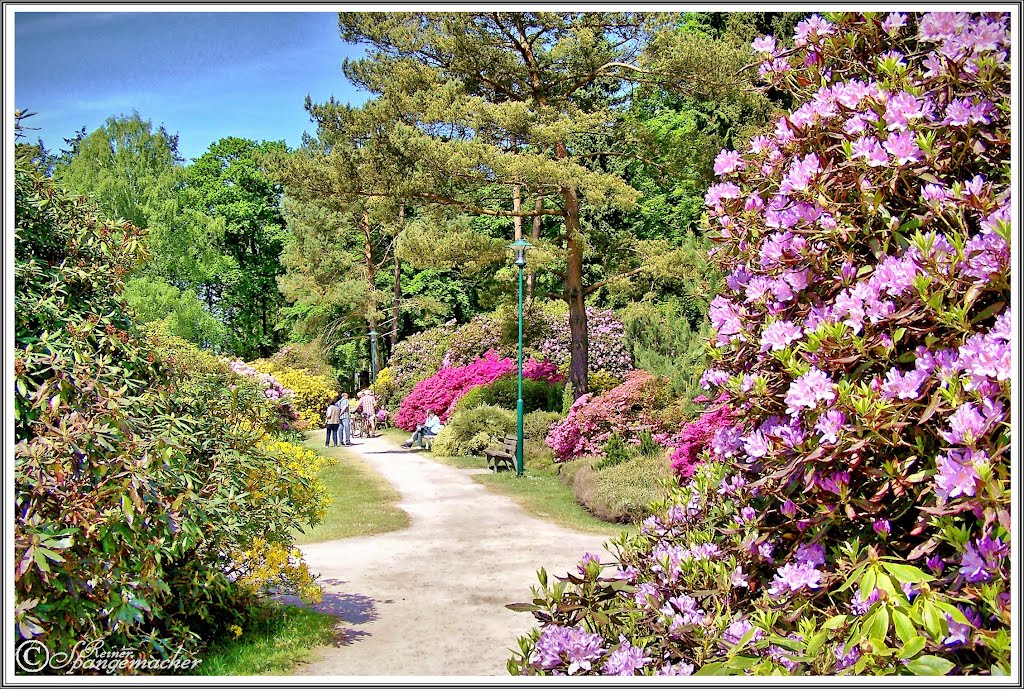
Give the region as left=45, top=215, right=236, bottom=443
left=545, top=370, right=673, bottom=461
left=511, top=13, right=1011, bottom=676
left=395, top=351, right=562, bottom=430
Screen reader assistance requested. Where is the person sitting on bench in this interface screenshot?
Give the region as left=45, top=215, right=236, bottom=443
left=403, top=410, right=442, bottom=448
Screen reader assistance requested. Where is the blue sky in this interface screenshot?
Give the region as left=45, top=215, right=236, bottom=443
left=15, top=11, right=368, bottom=161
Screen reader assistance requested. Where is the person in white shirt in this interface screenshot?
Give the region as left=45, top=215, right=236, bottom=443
left=403, top=411, right=442, bottom=448
left=324, top=400, right=341, bottom=447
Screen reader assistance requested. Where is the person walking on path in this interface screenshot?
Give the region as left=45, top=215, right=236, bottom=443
left=338, top=393, right=353, bottom=446
left=358, top=389, right=377, bottom=438
left=324, top=399, right=341, bottom=447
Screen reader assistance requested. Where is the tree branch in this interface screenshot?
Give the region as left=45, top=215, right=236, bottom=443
left=583, top=265, right=647, bottom=296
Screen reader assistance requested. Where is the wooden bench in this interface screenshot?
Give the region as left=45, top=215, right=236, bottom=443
left=483, top=435, right=518, bottom=472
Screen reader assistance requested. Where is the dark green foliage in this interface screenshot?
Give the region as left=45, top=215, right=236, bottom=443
left=183, top=137, right=290, bottom=359
left=620, top=297, right=712, bottom=402
left=594, top=432, right=632, bottom=471
left=14, top=153, right=322, bottom=664
left=454, top=374, right=564, bottom=415
left=637, top=429, right=660, bottom=457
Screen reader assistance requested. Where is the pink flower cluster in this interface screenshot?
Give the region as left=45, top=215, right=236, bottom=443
left=228, top=359, right=298, bottom=428
left=545, top=370, right=669, bottom=462
left=394, top=351, right=560, bottom=430
left=661, top=396, right=734, bottom=478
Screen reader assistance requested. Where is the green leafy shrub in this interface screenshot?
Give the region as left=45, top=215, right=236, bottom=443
left=620, top=297, right=711, bottom=402
left=454, top=373, right=564, bottom=415
left=637, top=429, right=661, bottom=457
left=123, top=275, right=226, bottom=349
left=14, top=154, right=328, bottom=667
left=566, top=453, right=674, bottom=523
left=595, top=433, right=632, bottom=471
left=524, top=410, right=563, bottom=442
left=431, top=404, right=516, bottom=457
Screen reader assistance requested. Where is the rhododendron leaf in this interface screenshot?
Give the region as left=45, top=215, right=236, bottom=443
left=694, top=662, right=729, bottom=676
left=724, top=655, right=760, bottom=670
left=907, top=538, right=940, bottom=561
left=865, top=606, right=890, bottom=642
left=767, top=634, right=805, bottom=651
left=970, top=300, right=1007, bottom=325
left=932, top=601, right=969, bottom=626
left=880, top=562, right=932, bottom=584
left=920, top=602, right=945, bottom=640
left=892, top=610, right=915, bottom=645
left=506, top=603, right=542, bottom=612
left=805, top=629, right=829, bottom=656
left=860, top=566, right=877, bottom=595
left=821, top=614, right=848, bottom=630
left=897, top=635, right=927, bottom=660
left=905, top=655, right=955, bottom=676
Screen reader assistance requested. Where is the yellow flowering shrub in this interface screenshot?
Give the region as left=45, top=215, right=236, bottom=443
left=231, top=538, right=323, bottom=604
left=253, top=360, right=338, bottom=429
left=228, top=438, right=334, bottom=603
left=371, top=366, right=397, bottom=409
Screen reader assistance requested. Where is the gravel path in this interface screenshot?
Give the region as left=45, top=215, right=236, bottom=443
left=290, top=433, right=614, bottom=677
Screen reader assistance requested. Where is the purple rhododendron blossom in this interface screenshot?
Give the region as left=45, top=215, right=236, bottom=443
left=722, top=618, right=764, bottom=645
left=794, top=543, right=825, bottom=567
left=657, top=662, right=695, bottom=676
left=761, top=319, right=803, bottom=351
left=880, top=366, right=930, bottom=400
left=714, top=149, right=745, bottom=176
left=814, top=410, right=846, bottom=444
left=959, top=542, right=990, bottom=583
left=601, top=637, right=651, bottom=676
left=768, top=561, right=823, bottom=597
left=785, top=367, right=836, bottom=415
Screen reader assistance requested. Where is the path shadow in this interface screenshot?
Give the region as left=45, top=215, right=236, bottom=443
left=275, top=584, right=382, bottom=648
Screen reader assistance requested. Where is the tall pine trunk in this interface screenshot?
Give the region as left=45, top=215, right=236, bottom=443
left=362, top=209, right=378, bottom=371
left=528, top=195, right=542, bottom=301
left=562, top=188, right=589, bottom=400
left=392, top=205, right=404, bottom=349
left=554, top=140, right=589, bottom=399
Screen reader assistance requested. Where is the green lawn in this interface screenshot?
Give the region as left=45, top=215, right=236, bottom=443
left=381, top=427, right=625, bottom=536
left=292, top=433, right=409, bottom=544
left=192, top=603, right=339, bottom=676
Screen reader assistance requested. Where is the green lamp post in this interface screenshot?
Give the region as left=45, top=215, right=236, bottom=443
left=509, top=238, right=531, bottom=476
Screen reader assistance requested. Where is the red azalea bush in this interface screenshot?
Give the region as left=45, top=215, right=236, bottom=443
left=545, top=370, right=672, bottom=461
left=395, top=351, right=561, bottom=430
left=512, top=12, right=1011, bottom=676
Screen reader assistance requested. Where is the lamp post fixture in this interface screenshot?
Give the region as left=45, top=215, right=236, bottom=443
left=509, top=238, right=530, bottom=477
left=369, top=328, right=379, bottom=384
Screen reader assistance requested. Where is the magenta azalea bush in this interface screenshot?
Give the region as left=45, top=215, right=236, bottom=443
left=384, top=320, right=459, bottom=405
left=545, top=371, right=672, bottom=461
left=395, top=351, right=561, bottom=430
left=660, top=394, right=735, bottom=479
left=511, top=12, right=1011, bottom=676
